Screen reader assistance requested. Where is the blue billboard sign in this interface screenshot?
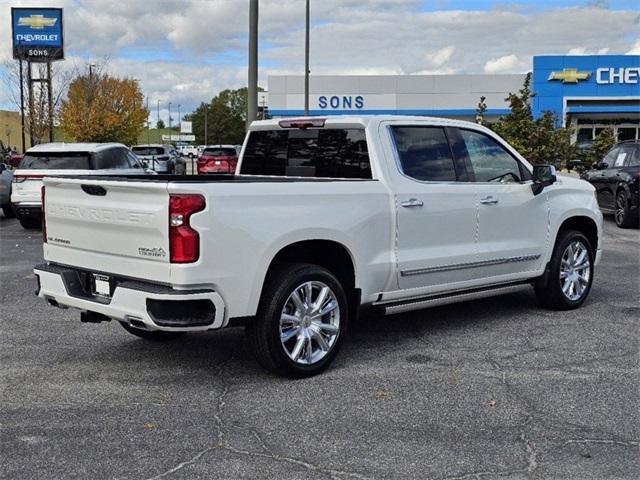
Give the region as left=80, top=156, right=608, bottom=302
left=11, top=8, right=64, bottom=62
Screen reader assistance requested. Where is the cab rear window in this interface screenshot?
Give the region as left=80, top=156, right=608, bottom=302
left=240, top=128, right=371, bottom=179
left=19, top=152, right=91, bottom=170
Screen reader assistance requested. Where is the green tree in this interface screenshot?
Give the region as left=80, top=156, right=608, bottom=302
left=475, top=95, right=487, bottom=126
left=185, top=87, right=263, bottom=145
left=587, top=128, right=616, bottom=167
left=156, top=119, right=165, bottom=129
left=489, top=73, right=578, bottom=168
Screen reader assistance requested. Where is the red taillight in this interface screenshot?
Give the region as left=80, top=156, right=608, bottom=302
left=13, top=174, right=45, bottom=183
left=169, top=194, right=205, bottom=263
left=41, top=185, right=47, bottom=243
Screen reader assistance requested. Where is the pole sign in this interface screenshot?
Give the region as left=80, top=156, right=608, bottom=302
left=180, top=121, right=193, bottom=134
left=11, top=8, right=64, bottom=62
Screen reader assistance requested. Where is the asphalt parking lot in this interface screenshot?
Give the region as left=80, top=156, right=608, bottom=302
left=1, top=214, right=638, bottom=480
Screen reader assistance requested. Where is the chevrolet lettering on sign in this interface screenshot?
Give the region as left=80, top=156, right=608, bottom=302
left=596, top=67, right=640, bottom=84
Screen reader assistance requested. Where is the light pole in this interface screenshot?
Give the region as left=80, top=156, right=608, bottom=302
left=304, top=0, right=310, bottom=116
left=168, top=102, right=172, bottom=138
left=177, top=104, right=181, bottom=131
left=157, top=100, right=160, bottom=129
left=203, top=102, right=208, bottom=146
left=247, top=0, right=258, bottom=129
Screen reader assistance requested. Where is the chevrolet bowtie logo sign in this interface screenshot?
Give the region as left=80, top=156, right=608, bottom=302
left=18, top=14, right=57, bottom=29
left=547, top=68, right=591, bottom=83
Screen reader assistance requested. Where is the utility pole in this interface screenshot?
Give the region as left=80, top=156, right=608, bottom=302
left=19, top=59, right=25, bottom=152
left=204, top=102, right=208, bottom=145
left=304, top=0, right=310, bottom=116
left=168, top=102, right=172, bottom=134
left=46, top=61, right=53, bottom=142
left=177, top=104, right=181, bottom=130
left=157, top=100, right=160, bottom=128
left=247, top=0, right=258, bottom=130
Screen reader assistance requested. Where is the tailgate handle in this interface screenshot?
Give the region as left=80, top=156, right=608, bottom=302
left=81, top=185, right=107, bottom=196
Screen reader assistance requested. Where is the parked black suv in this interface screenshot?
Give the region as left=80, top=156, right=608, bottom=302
left=581, top=140, right=639, bottom=228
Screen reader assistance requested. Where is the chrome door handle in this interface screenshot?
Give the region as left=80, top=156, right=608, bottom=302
left=480, top=196, right=499, bottom=205
left=400, top=198, right=424, bottom=208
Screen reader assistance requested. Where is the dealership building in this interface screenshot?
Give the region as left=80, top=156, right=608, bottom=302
left=268, top=54, right=640, bottom=143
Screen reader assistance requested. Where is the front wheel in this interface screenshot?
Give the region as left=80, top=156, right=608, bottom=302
left=614, top=190, right=638, bottom=228
left=246, top=263, right=348, bottom=378
left=119, top=321, right=185, bottom=341
left=535, top=230, right=594, bottom=310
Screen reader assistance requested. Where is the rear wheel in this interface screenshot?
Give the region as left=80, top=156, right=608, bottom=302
left=535, top=230, right=594, bottom=310
left=614, top=190, right=638, bottom=228
left=246, top=263, right=347, bottom=378
left=18, top=216, right=41, bottom=229
left=119, top=321, right=185, bottom=341
left=2, top=203, right=16, bottom=218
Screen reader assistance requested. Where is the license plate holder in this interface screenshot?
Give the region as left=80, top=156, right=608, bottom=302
left=92, top=274, right=112, bottom=298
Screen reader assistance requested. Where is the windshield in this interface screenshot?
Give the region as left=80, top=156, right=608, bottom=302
left=203, top=148, right=237, bottom=156
left=132, top=147, right=165, bottom=156
left=19, top=152, right=92, bottom=170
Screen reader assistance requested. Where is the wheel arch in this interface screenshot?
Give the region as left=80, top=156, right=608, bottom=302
left=556, top=215, right=599, bottom=252
left=263, top=239, right=357, bottom=295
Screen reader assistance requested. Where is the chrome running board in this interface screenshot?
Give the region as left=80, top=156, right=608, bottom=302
left=373, top=282, right=532, bottom=316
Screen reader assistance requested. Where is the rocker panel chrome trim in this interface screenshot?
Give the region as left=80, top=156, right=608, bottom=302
left=400, top=254, right=541, bottom=277
left=376, top=282, right=531, bottom=315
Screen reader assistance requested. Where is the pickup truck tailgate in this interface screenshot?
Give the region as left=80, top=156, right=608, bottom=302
left=43, top=177, right=171, bottom=283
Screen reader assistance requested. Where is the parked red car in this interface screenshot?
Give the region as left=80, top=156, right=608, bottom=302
left=197, top=145, right=238, bottom=174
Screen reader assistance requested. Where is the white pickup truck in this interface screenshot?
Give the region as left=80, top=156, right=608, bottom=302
left=35, top=116, right=603, bottom=377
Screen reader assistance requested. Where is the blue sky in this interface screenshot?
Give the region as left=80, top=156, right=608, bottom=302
left=1, top=0, right=638, bottom=122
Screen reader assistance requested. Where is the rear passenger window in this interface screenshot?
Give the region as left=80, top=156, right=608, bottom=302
left=628, top=147, right=640, bottom=167
left=460, top=129, right=522, bottom=183
left=93, top=148, right=132, bottom=169
left=391, top=126, right=456, bottom=182
left=240, top=128, right=371, bottom=179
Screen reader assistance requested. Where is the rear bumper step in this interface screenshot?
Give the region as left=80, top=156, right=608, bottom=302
left=373, top=281, right=532, bottom=315
left=34, top=263, right=226, bottom=331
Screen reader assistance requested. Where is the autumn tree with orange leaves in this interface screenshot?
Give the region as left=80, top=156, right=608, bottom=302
left=59, top=73, right=148, bottom=146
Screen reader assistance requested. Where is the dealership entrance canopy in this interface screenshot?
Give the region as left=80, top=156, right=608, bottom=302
left=268, top=54, right=639, bottom=143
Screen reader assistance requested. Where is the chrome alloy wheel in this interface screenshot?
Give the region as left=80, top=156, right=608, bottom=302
left=615, top=193, right=626, bottom=226
left=560, top=240, right=591, bottom=301
left=279, top=281, right=340, bottom=365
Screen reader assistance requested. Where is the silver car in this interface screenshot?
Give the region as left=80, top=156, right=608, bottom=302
left=0, top=163, right=16, bottom=218
left=131, top=144, right=184, bottom=174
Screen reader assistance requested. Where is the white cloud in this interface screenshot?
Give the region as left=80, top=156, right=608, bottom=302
left=627, top=39, right=640, bottom=55
left=483, top=54, right=522, bottom=74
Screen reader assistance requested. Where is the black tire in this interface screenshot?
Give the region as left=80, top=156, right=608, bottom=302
left=2, top=203, right=16, bottom=218
left=614, top=189, right=638, bottom=229
left=246, top=263, right=348, bottom=378
left=535, top=230, right=594, bottom=310
left=18, top=216, right=41, bottom=229
left=119, top=321, right=185, bottom=341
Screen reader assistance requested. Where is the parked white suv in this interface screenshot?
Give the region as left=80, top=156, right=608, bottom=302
left=34, top=116, right=603, bottom=377
left=11, top=143, right=146, bottom=229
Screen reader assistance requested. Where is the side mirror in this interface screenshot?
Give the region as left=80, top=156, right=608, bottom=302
left=531, top=165, right=557, bottom=196
left=600, top=162, right=609, bottom=169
